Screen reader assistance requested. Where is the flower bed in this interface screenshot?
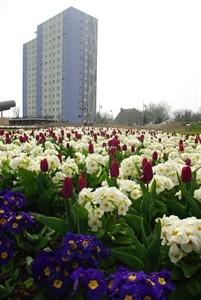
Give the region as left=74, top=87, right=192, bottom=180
left=1, top=127, right=201, bottom=299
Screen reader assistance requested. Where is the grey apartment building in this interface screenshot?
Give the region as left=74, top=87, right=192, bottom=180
left=23, top=7, right=97, bottom=123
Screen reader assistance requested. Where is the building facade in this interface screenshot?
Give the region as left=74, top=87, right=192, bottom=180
left=23, top=7, right=97, bottom=123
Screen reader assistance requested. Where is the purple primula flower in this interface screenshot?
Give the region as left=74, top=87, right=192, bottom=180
left=0, top=235, right=15, bottom=265
left=59, top=233, right=109, bottom=269
left=0, top=191, right=26, bottom=210
left=72, top=267, right=107, bottom=300
left=32, top=250, right=73, bottom=298
left=107, top=268, right=175, bottom=300
left=5, top=211, right=36, bottom=234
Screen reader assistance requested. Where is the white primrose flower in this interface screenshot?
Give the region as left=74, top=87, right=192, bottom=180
left=117, top=179, right=142, bottom=200
left=61, top=157, right=78, bottom=177
left=119, top=155, right=141, bottom=179
left=85, top=153, right=105, bottom=175
left=158, top=215, right=201, bottom=263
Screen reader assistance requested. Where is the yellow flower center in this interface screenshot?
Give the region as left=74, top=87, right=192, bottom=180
left=12, top=223, right=18, bottom=229
left=0, top=209, right=5, bottom=214
left=158, top=277, right=166, bottom=285
left=82, top=240, right=89, bottom=247
left=44, top=267, right=51, bottom=276
left=0, top=218, right=6, bottom=224
left=16, top=215, right=22, bottom=220
left=53, top=279, right=63, bottom=289
left=1, top=251, right=8, bottom=259
left=128, top=274, right=136, bottom=281
left=124, top=295, right=133, bottom=300
left=88, top=280, right=99, bottom=290
left=146, top=278, right=155, bottom=286
left=68, top=240, right=77, bottom=249
left=72, top=262, right=79, bottom=269
left=108, top=280, right=113, bottom=289
left=144, top=297, right=152, bottom=300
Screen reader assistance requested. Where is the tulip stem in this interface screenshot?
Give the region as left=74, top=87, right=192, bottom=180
left=64, top=198, right=72, bottom=228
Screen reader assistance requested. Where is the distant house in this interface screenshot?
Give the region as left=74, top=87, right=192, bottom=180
left=114, top=107, right=142, bottom=125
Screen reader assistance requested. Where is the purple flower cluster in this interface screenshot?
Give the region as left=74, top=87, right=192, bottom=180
left=0, top=190, right=35, bottom=266
left=32, top=233, right=175, bottom=299
left=0, top=190, right=35, bottom=234
left=72, top=267, right=107, bottom=300
left=32, top=232, right=110, bottom=298
left=107, top=267, right=175, bottom=300
left=0, top=234, right=15, bottom=265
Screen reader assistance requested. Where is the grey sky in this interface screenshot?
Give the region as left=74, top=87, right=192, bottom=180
left=0, top=0, right=200, bottom=117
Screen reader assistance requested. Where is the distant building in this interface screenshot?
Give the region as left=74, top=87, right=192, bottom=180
left=23, top=7, right=97, bottom=123
left=114, top=107, right=142, bottom=125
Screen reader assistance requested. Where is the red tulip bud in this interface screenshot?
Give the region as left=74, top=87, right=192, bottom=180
left=152, top=151, right=158, bottom=161
left=122, top=144, right=127, bottom=151
left=62, top=177, right=73, bottom=198
left=131, top=145, right=135, bottom=153
left=0, top=129, right=4, bottom=136
left=185, top=158, right=191, bottom=166
left=88, top=142, right=94, bottom=154
left=140, top=161, right=153, bottom=184
left=142, top=157, right=148, bottom=169
left=40, top=158, right=48, bottom=172
left=138, top=134, right=144, bottom=143
left=110, top=160, right=119, bottom=178
left=181, top=165, right=192, bottom=183
left=78, top=173, right=87, bottom=191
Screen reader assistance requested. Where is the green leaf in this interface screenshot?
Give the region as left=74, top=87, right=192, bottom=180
left=111, top=248, right=144, bottom=270
left=124, top=214, right=147, bottom=241
left=145, top=221, right=161, bottom=272
left=76, top=206, right=88, bottom=233
left=187, top=277, right=201, bottom=296
left=164, top=199, right=186, bottom=218
left=180, top=262, right=201, bottom=278
left=32, top=213, right=70, bottom=234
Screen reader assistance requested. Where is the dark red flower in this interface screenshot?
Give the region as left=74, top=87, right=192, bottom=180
left=88, top=142, right=94, bottom=154
left=40, top=158, right=48, bottom=172
left=140, top=161, right=153, bottom=184
left=181, top=165, right=192, bottom=183
left=122, top=144, right=127, bottom=151
left=78, top=173, right=87, bottom=191
left=185, top=158, right=191, bottom=166
left=131, top=145, right=135, bottom=153
left=152, top=151, right=158, bottom=161
left=142, top=157, right=148, bottom=169
left=110, top=160, right=119, bottom=178
left=62, top=177, right=73, bottom=198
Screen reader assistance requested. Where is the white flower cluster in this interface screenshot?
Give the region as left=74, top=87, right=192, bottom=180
left=194, top=188, right=201, bottom=202
left=159, top=215, right=201, bottom=263
left=153, top=162, right=182, bottom=186
left=117, top=179, right=142, bottom=200
left=119, top=155, right=141, bottom=179
left=78, top=186, right=132, bottom=231
left=152, top=175, right=174, bottom=194
left=85, top=153, right=106, bottom=176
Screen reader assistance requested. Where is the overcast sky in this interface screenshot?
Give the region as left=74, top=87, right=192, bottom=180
left=0, top=0, right=200, bottom=117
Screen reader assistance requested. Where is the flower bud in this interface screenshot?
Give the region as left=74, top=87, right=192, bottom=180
left=181, top=165, right=192, bottom=183
left=140, top=161, right=153, bottom=184
left=110, top=160, right=119, bottom=178
left=78, top=173, right=87, bottom=191
left=142, top=157, right=148, bottom=169
left=62, top=177, right=73, bottom=198
left=88, top=142, right=94, bottom=154
left=40, top=158, right=48, bottom=172
left=152, top=151, right=158, bottom=161
left=131, top=145, right=135, bottom=153
left=185, top=158, right=191, bottom=166
left=122, top=144, right=127, bottom=151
